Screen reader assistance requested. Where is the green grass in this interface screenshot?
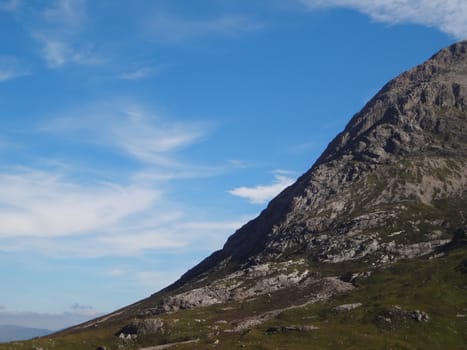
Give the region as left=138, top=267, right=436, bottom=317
left=1, top=244, right=466, bottom=350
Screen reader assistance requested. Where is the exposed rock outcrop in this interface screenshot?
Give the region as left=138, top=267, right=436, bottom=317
left=144, top=260, right=317, bottom=315
left=117, top=318, right=165, bottom=338
left=334, top=303, right=363, bottom=312
left=376, top=306, right=430, bottom=329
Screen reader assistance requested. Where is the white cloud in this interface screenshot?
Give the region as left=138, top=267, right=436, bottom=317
left=299, top=0, right=467, bottom=39
left=35, top=35, right=68, bottom=67
left=131, top=165, right=226, bottom=182
left=34, top=35, right=105, bottom=68
left=147, top=13, right=264, bottom=43
left=114, top=112, right=205, bottom=165
left=0, top=215, right=246, bottom=257
left=0, top=169, right=159, bottom=238
left=0, top=101, right=250, bottom=258
left=43, top=103, right=209, bottom=166
left=119, top=66, right=162, bottom=80
left=229, top=171, right=295, bottom=204
left=30, top=1, right=105, bottom=68
left=0, top=56, right=27, bottom=81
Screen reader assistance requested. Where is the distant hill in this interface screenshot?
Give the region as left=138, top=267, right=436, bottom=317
left=0, top=325, right=51, bottom=342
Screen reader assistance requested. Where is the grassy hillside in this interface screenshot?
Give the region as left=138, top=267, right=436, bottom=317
left=1, top=243, right=465, bottom=350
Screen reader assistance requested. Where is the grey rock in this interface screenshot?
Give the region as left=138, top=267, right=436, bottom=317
left=265, top=325, right=318, bottom=334
left=117, top=318, right=165, bottom=337
left=334, top=303, right=363, bottom=312
left=376, top=306, right=430, bottom=328
left=411, top=310, right=430, bottom=322
left=145, top=261, right=316, bottom=314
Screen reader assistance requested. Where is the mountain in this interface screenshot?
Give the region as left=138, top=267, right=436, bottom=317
left=2, top=42, right=467, bottom=349
left=0, top=325, right=51, bottom=342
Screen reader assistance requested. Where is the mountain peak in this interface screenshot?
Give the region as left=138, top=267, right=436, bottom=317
left=430, top=40, right=467, bottom=66
left=319, top=40, right=467, bottom=165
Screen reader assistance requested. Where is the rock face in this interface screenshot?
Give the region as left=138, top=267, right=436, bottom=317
left=175, top=41, right=467, bottom=288
left=117, top=318, right=165, bottom=339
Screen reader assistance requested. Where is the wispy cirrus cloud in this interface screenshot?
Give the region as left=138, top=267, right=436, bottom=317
left=0, top=162, right=246, bottom=256
left=118, top=65, right=163, bottom=80
left=229, top=170, right=295, bottom=204
left=113, top=111, right=206, bottom=165
left=147, top=12, right=265, bottom=43
left=34, top=35, right=69, bottom=67
left=0, top=1, right=99, bottom=69
left=43, top=102, right=209, bottom=166
left=0, top=169, right=159, bottom=238
left=299, top=0, right=467, bottom=39
left=116, top=128, right=205, bottom=166
left=0, top=101, right=245, bottom=257
left=34, top=34, right=105, bottom=68
left=0, top=56, right=28, bottom=81
left=0, top=211, right=247, bottom=257
left=29, top=0, right=106, bottom=68
left=0, top=104, right=205, bottom=245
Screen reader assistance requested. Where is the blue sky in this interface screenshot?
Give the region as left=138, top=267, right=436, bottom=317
left=0, top=0, right=463, bottom=330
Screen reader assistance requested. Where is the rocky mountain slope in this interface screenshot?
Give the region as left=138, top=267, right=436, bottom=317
left=180, top=39, right=467, bottom=275
left=137, top=40, right=467, bottom=314
left=2, top=41, right=466, bottom=350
